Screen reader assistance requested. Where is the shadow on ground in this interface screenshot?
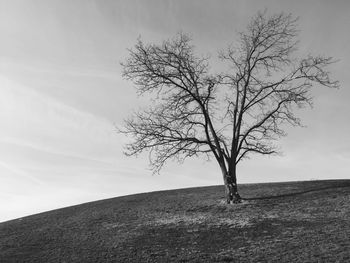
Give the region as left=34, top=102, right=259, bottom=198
left=243, top=180, right=350, bottom=200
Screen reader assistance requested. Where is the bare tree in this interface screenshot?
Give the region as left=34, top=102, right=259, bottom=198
left=120, top=11, right=339, bottom=203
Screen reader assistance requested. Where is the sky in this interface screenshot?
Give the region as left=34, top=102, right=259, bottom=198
left=0, top=0, right=349, bottom=222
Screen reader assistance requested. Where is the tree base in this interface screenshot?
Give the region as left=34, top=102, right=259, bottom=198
left=226, top=193, right=242, bottom=204
left=232, top=196, right=242, bottom=204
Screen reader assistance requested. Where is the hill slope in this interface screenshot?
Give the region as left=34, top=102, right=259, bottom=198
left=1, top=180, right=350, bottom=262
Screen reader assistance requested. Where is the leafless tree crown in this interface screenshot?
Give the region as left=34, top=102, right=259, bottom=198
left=120, top=11, right=339, bottom=174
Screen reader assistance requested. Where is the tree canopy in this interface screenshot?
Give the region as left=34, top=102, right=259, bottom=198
left=120, top=11, right=339, bottom=203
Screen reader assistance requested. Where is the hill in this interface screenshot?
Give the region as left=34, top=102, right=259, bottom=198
left=1, top=180, right=350, bottom=262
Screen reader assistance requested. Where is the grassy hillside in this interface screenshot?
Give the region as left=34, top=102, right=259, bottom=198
left=1, top=180, right=350, bottom=262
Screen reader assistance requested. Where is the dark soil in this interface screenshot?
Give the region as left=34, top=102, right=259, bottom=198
left=1, top=180, right=350, bottom=262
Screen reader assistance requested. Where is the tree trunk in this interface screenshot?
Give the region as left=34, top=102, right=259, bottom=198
left=220, top=161, right=242, bottom=204
left=228, top=164, right=242, bottom=203
left=220, top=165, right=232, bottom=204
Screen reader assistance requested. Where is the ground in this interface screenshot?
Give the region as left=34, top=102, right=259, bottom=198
left=0, top=180, right=350, bottom=262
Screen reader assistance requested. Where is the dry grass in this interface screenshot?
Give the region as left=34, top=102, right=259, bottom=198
left=1, top=180, right=350, bottom=262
